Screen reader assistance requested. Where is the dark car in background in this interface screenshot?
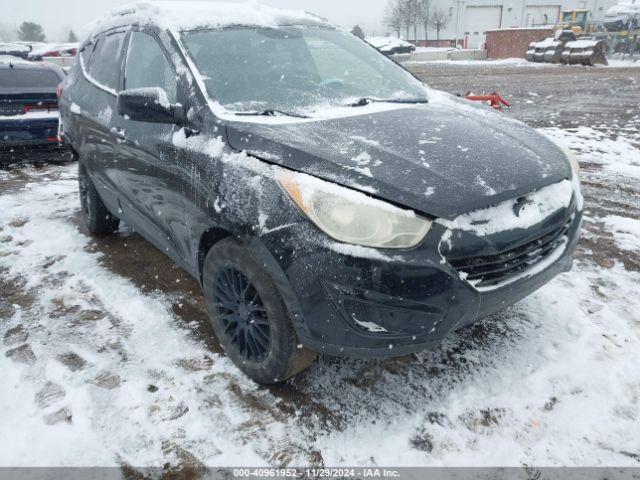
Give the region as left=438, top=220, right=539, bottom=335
left=366, top=36, right=417, bottom=55
left=0, top=56, right=74, bottom=162
left=60, top=2, right=582, bottom=384
left=0, top=43, right=32, bottom=60
left=0, top=57, right=74, bottom=162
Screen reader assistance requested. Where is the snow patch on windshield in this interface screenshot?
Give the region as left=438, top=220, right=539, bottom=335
left=438, top=180, right=574, bottom=236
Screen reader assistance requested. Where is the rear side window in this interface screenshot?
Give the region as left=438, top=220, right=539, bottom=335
left=0, top=69, right=61, bottom=89
left=79, top=42, right=94, bottom=66
left=87, top=32, right=126, bottom=91
left=124, top=32, right=177, bottom=102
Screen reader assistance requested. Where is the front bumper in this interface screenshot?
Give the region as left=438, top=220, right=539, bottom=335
left=251, top=201, right=582, bottom=358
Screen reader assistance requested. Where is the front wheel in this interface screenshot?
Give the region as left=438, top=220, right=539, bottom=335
left=78, top=163, right=120, bottom=235
left=202, top=238, right=316, bottom=384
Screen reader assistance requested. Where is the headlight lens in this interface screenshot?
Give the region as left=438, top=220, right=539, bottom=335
left=547, top=136, right=583, bottom=211
left=563, top=145, right=581, bottom=178
left=548, top=137, right=580, bottom=178
left=278, top=171, right=431, bottom=249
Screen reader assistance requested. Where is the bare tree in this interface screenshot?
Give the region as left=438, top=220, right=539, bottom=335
left=383, top=0, right=402, bottom=37
left=400, top=0, right=421, bottom=41
left=429, top=7, right=449, bottom=42
left=418, top=0, right=431, bottom=42
left=398, top=0, right=411, bottom=39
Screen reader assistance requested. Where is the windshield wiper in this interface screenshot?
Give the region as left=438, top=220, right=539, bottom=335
left=346, top=97, right=429, bottom=107
left=235, top=109, right=310, bottom=119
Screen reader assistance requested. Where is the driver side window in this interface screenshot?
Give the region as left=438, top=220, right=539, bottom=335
left=125, top=31, right=177, bottom=103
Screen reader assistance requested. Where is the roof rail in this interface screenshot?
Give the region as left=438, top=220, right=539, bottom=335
left=110, top=2, right=154, bottom=18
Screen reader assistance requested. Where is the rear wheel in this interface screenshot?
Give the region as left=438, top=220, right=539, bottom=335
left=78, top=163, right=120, bottom=235
left=202, top=238, right=316, bottom=384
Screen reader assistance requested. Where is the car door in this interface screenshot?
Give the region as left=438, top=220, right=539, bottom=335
left=113, top=28, right=191, bottom=265
left=75, top=30, right=128, bottom=216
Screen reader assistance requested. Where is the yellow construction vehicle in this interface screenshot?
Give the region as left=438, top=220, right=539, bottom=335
left=557, top=9, right=598, bottom=35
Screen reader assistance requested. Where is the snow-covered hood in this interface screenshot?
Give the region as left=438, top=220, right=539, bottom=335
left=225, top=97, right=573, bottom=219
left=605, top=3, right=640, bottom=16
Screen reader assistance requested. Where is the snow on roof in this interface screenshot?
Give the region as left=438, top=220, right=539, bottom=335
left=485, top=26, right=552, bottom=32
left=606, top=3, right=640, bottom=15
left=565, top=40, right=601, bottom=48
left=0, top=43, right=31, bottom=53
left=28, top=43, right=79, bottom=57
left=534, top=37, right=562, bottom=48
left=87, top=1, right=328, bottom=37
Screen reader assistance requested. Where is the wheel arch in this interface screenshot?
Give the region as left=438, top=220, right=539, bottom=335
left=198, top=229, right=314, bottom=345
left=197, top=227, right=233, bottom=281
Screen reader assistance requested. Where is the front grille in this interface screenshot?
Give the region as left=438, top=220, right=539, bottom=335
left=448, top=219, right=572, bottom=291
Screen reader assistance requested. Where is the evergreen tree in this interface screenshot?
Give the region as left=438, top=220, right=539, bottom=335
left=17, top=21, right=46, bottom=42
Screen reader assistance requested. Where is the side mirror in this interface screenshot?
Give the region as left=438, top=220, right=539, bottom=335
left=117, top=87, right=184, bottom=124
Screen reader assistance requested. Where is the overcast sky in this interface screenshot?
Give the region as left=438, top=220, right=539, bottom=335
left=2, top=0, right=391, bottom=41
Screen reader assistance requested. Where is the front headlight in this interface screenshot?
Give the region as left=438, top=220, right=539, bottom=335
left=548, top=137, right=580, bottom=178
left=547, top=136, right=583, bottom=211
left=278, top=171, right=432, bottom=249
left=562, top=144, right=581, bottom=178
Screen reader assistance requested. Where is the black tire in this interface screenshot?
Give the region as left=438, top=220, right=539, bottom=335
left=78, top=162, right=120, bottom=235
left=202, top=238, right=316, bottom=384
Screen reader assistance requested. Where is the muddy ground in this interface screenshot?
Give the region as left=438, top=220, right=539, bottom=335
left=0, top=63, right=639, bottom=470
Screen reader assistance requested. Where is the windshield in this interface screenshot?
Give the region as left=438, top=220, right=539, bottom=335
left=181, top=26, right=428, bottom=115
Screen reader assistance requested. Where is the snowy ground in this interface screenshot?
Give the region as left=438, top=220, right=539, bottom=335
left=403, top=57, right=640, bottom=68
left=1, top=64, right=639, bottom=470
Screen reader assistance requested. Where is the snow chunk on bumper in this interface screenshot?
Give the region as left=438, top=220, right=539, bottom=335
left=438, top=179, right=574, bottom=236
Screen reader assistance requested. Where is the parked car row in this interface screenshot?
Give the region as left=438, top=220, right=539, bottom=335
left=0, top=42, right=34, bottom=60
left=0, top=41, right=78, bottom=69
left=0, top=55, right=75, bottom=163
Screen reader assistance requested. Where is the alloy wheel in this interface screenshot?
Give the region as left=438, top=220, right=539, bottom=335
left=214, top=267, right=271, bottom=361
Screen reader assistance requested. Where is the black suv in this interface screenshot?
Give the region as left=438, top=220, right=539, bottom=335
left=60, top=2, right=582, bottom=384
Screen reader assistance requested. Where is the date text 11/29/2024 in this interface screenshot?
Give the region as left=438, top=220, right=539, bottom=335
left=233, top=468, right=401, bottom=478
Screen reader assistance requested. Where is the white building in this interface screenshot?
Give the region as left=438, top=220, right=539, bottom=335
left=404, top=0, right=622, bottom=48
